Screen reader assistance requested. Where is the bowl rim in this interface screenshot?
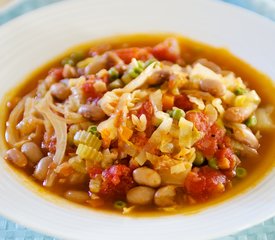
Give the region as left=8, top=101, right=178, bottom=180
left=0, top=0, right=275, bottom=239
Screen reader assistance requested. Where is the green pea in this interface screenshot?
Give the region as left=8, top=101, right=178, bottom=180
left=109, top=79, right=124, bottom=90
left=194, top=151, right=205, bottom=166
left=108, top=67, right=119, bottom=81
left=87, top=125, right=101, bottom=138
left=208, top=158, right=218, bottom=170
left=236, top=167, right=247, bottom=178
left=234, top=87, right=247, bottom=95
left=245, top=115, right=257, bottom=127
left=114, top=200, right=127, bottom=210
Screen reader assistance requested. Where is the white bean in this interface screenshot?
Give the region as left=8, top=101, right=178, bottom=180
left=21, top=142, right=43, bottom=164
left=5, top=148, right=28, bottom=167
left=154, top=185, right=177, bottom=207
left=133, top=167, right=161, bottom=188
left=195, top=59, right=222, bottom=73
left=232, top=123, right=259, bottom=149
left=127, top=186, right=155, bottom=205
left=64, top=190, right=90, bottom=203
left=200, top=79, right=226, bottom=97
left=84, top=55, right=108, bottom=75
left=224, top=107, right=251, bottom=123
left=33, top=157, right=52, bottom=181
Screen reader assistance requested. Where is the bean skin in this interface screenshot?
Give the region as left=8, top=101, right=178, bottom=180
left=200, top=79, right=226, bottom=97
left=224, top=107, right=251, bottom=123
left=195, top=59, right=222, bottom=74
left=21, top=142, right=43, bottom=164
left=5, top=148, right=28, bottom=168
left=50, top=83, right=71, bottom=101
left=154, top=185, right=177, bottom=207
left=127, top=186, right=155, bottom=205
left=33, top=157, right=52, bottom=181
left=64, top=190, right=90, bottom=203
left=232, top=124, right=259, bottom=149
left=78, top=103, right=106, bottom=121
left=133, top=167, right=161, bottom=188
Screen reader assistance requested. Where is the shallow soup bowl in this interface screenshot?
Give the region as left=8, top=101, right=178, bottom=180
left=0, top=0, right=275, bottom=239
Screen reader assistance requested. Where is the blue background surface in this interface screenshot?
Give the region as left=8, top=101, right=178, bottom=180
left=0, top=0, right=275, bottom=239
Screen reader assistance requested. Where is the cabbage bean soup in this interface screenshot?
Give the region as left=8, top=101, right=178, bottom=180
left=3, top=34, right=275, bottom=214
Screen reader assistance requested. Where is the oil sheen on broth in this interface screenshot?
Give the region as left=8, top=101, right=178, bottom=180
left=1, top=34, right=275, bottom=216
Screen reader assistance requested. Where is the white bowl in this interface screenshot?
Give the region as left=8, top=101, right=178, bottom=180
left=0, top=0, right=275, bottom=239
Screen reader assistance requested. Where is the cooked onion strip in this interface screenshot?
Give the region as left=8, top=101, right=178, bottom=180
left=5, top=91, right=35, bottom=146
left=35, top=93, right=67, bottom=166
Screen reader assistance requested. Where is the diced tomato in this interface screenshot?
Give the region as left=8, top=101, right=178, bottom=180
left=152, top=38, right=181, bottom=62
left=174, top=94, right=193, bottom=111
left=215, top=148, right=236, bottom=170
left=186, top=111, right=209, bottom=133
left=137, top=101, right=154, bottom=121
left=184, top=166, right=227, bottom=201
left=115, top=47, right=151, bottom=64
left=210, top=124, right=226, bottom=143
left=195, top=136, right=218, bottom=157
left=194, top=123, right=226, bottom=158
left=98, top=164, right=134, bottom=200
left=82, top=79, right=102, bottom=100
left=48, top=67, right=63, bottom=80
left=137, top=101, right=155, bottom=137
left=89, top=167, right=103, bottom=178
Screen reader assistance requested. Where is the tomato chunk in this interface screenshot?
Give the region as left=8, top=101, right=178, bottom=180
left=89, top=167, right=103, bottom=178
left=195, top=123, right=226, bottom=157
left=137, top=101, right=155, bottom=137
left=152, top=38, right=181, bottom=62
left=98, top=164, right=134, bottom=199
left=82, top=79, right=104, bottom=100
left=115, top=47, right=151, bottom=64
left=185, top=111, right=209, bottom=133
left=49, top=67, right=63, bottom=80
left=174, top=94, right=193, bottom=111
left=184, top=166, right=227, bottom=201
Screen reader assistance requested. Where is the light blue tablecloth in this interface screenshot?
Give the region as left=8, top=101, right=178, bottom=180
left=0, top=0, right=275, bottom=239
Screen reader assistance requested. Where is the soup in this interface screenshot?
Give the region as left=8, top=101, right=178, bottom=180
left=2, top=34, right=275, bottom=215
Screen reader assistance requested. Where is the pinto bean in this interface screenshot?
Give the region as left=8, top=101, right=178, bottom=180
left=133, top=167, right=161, bottom=188
left=78, top=102, right=106, bottom=121
left=64, top=190, right=90, bottom=203
left=147, top=70, right=170, bottom=85
left=21, top=142, right=43, bottom=164
left=126, top=186, right=155, bottom=205
left=5, top=148, right=28, bottom=167
left=50, top=83, right=71, bottom=101
left=154, top=185, right=177, bottom=207
left=200, top=79, right=226, bottom=97
left=224, top=107, right=250, bottom=123
left=33, top=157, right=52, bottom=181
